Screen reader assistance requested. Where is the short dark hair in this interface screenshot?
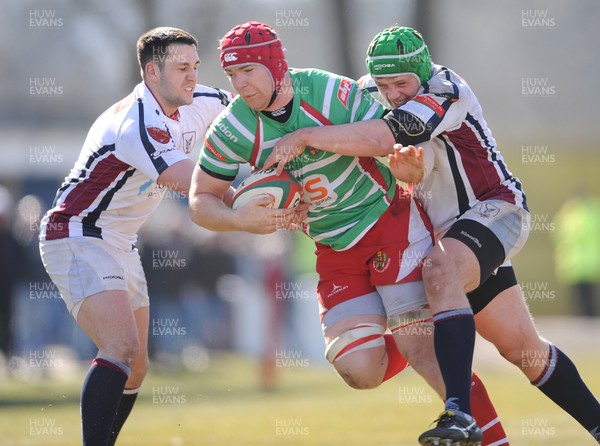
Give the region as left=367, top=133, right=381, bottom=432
left=136, top=27, right=198, bottom=74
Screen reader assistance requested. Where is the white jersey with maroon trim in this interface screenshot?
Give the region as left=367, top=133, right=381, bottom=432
left=360, top=66, right=527, bottom=239
left=39, top=82, right=231, bottom=250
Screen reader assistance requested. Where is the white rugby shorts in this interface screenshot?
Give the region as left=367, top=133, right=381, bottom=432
left=39, top=237, right=149, bottom=320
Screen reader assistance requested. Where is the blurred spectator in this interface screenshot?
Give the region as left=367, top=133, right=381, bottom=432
left=0, top=185, right=19, bottom=359
left=552, top=187, right=600, bottom=317
left=10, top=194, right=92, bottom=361
left=139, top=200, right=234, bottom=367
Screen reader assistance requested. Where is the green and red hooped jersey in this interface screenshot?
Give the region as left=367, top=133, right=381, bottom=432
left=199, top=68, right=396, bottom=251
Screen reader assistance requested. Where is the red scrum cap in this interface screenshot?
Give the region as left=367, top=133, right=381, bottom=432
left=219, top=21, right=288, bottom=92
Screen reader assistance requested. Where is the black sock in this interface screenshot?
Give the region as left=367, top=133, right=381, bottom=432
left=533, top=344, right=600, bottom=441
left=108, top=389, right=139, bottom=446
left=81, top=358, right=130, bottom=446
left=433, top=308, right=476, bottom=416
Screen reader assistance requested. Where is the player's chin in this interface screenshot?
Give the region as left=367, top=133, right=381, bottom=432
left=243, top=95, right=268, bottom=111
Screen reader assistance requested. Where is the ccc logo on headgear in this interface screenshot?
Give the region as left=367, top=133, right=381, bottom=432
left=224, top=52, right=238, bottom=62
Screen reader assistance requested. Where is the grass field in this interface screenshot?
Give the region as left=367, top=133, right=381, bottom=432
left=1, top=318, right=599, bottom=446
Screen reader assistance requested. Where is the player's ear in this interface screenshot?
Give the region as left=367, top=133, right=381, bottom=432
left=144, top=61, right=159, bottom=83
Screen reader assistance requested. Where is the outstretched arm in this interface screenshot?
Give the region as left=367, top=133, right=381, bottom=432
left=264, top=120, right=396, bottom=174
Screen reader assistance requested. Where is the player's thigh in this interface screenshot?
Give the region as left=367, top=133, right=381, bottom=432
left=474, top=284, right=546, bottom=364
left=317, top=274, right=387, bottom=382
left=77, top=289, right=140, bottom=360
left=442, top=200, right=530, bottom=287
left=467, top=265, right=517, bottom=315
left=39, top=237, right=130, bottom=319
left=425, top=238, right=481, bottom=293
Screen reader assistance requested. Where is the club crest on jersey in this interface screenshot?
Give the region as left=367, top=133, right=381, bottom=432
left=305, top=146, right=326, bottom=161
left=337, top=79, right=354, bottom=109
left=372, top=250, right=391, bottom=273
left=182, top=131, right=197, bottom=154
left=147, top=126, right=171, bottom=144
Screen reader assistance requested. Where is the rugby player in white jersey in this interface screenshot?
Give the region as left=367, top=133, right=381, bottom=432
left=266, top=25, right=600, bottom=446
left=191, top=21, right=510, bottom=446
left=38, top=27, right=232, bottom=445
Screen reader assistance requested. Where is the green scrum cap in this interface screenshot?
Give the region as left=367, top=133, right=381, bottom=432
left=365, top=26, right=432, bottom=84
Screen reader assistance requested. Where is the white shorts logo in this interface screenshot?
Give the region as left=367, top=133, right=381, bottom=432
left=477, top=202, right=501, bottom=219
left=224, top=52, right=238, bottom=62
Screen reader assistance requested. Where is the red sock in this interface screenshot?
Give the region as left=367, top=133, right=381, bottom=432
left=382, top=333, right=410, bottom=382
left=471, top=372, right=510, bottom=445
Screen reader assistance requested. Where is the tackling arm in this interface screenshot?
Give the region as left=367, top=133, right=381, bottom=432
left=156, top=158, right=195, bottom=194
left=265, top=119, right=396, bottom=174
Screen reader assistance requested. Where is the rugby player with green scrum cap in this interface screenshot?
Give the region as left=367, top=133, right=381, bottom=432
left=365, top=25, right=432, bottom=101
left=191, top=21, right=523, bottom=446
left=266, top=25, right=600, bottom=446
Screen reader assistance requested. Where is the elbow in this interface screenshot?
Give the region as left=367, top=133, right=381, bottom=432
left=188, top=195, right=202, bottom=226
left=188, top=191, right=209, bottom=228
left=188, top=192, right=232, bottom=232
left=373, top=132, right=397, bottom=156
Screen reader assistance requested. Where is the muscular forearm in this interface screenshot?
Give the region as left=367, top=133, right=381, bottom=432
left=189, top=192, right=242, bottom=232
left=299, top=119, right=396, bottom=157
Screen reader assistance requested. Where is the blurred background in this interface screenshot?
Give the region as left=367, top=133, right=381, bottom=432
left=1, top=0, right=599, bottom=386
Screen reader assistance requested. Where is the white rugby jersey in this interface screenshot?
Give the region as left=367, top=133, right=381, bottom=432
left=39, top=82, right=231, bottom=250
left=360, top=65, right=527, bottom=239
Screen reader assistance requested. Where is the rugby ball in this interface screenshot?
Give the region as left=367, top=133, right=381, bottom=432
left=231, top=168, right=303, bottom=210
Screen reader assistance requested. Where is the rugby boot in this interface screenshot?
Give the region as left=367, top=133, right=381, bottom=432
left=418, top=410, right=483, bottom=446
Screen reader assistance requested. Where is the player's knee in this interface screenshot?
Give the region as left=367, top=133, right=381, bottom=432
left=128, top=358, right=149, bottom=388
left=422, top=251, right=455, bottom=296
left=325, top=322, right=386, bottom=390
left=334, top=350, right=386, bottom=390
left=133, top=353, right=150, bottom=376
left=496, top=337, right=548, bottom=370
left=104, top=337, right=141, bottom=368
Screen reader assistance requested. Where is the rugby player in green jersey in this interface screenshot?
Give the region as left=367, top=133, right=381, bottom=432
left=189, top=22, right=508, bottom=445
left=265, top=25, right=600, bottom=446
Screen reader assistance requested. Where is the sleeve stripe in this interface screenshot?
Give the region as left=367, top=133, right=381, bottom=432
left=350, top=89, right=363, bottom=122
left=137, top=99, right=169, bottom=174
left=201, top=149, right=239, bottom=172
left=227, top=114, right=255, bottom=143
left=200, top=164, right=236, bottom=182
left=361, top=102, right=383, bottom=120
left=322, top=77, right=336, bottom=119
left=194, top=88, right=231, bottom=107
left=210, top=133, right=246, bottom=162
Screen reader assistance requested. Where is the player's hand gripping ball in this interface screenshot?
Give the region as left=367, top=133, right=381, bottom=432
left=231, top=168, right=303, bottom=210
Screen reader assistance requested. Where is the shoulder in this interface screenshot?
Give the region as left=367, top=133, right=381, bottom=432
left=192, top=84, right=234, bottom=107
left=291, top=67, right=360, bottom=103
left=88, top=85, right=142, bottom=144
left=205, top=96, right=256, bottom=145
left=291, top=67, right=354, bottom=85
left=425, top=64, right=472, bottom=99
left=357, top=74, right=377, bottom=91
left=215, top=94, right=255, bottom=125
left=357, top=73, right=386, bottom=106
left=111, top=84, right=172, bottom=153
